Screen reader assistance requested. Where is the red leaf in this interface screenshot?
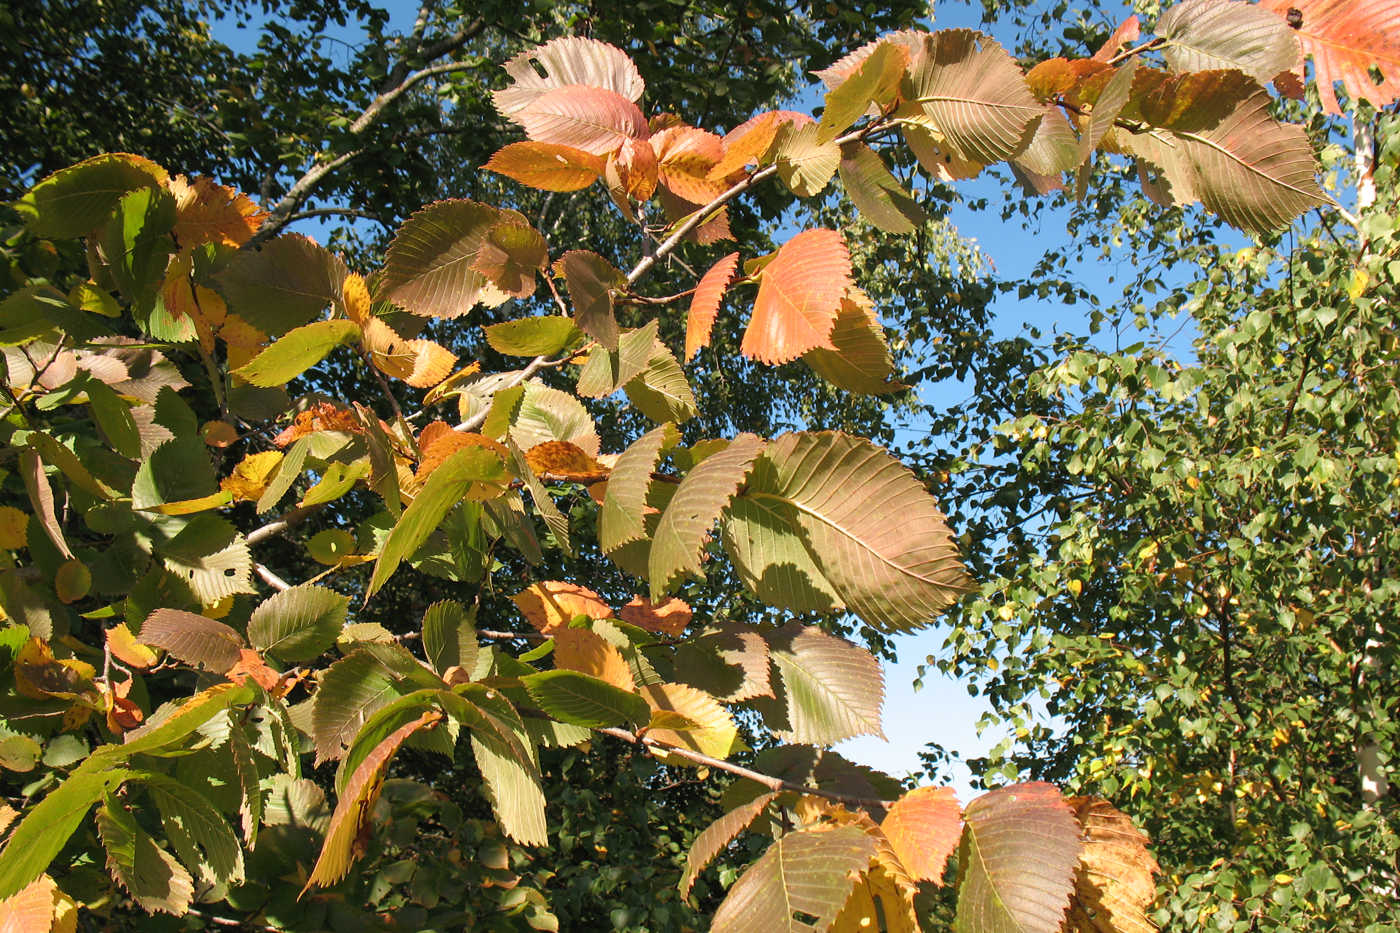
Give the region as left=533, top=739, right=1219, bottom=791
left=880, top=786, right=962, bottom=884
left=741, top=229, right=852, bottom=365
left=709, top=110, right=812, bottom=182
left=1092, top=16, right=1140, bottom=61
left=483, top=142, right=605, bottom=192
left=686, top=252, right=739, bottom=359
left=515, top=85, right=649, bottom=156
left=1259, top=0, right=1400, bottom=114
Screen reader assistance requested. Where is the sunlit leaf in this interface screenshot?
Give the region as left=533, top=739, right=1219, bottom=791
left=771, top=123, right=841, bottom=197
left=641, top=682, right=742, bottom=759
left=140, top=609, right=244, bottom=674
left=379, top=200, right=506, bottom=319
left=686, top=252, right=739, bottom=360
left=1258, top=0, right=1400, bottom=113
left=881, top=786, right=962, bottom=884
left=554, top=628, right=635, bottom=691
left=247, top=584, right=349, bottom=663
left=512, top=581, right=614, bottom=635
left=96, top=796, right=194, bottom=916
left=1064, top=797, right=1160, bottom=933
left=711, top=825, right=878, bottom=933
left=515, top=86, right=649, bottom=156
left=493, top=37, right=645, bottom=117
left=521, top=669, right=650, bottom=727
left=818, top=40, right=909, bottom=142
left=765, top=624, right=884, bottom=744
left=484, top=141, right=606, bottom=192
left=214, top=234, right=344, bottom=337
left=233, top=319, right=359, bottom=387
left=484, top=315, right=583, bottom=357
left=652, top=125, right=727, bottom=202
left=679, top=793, right=777, bottom=898
left=16, top=152, right=168, bottom=238
left=557, top=250, right=625, bottom=350
left=1158, top=0, right=1300, bottom=82
left=803, top=293, right=904, bottom=395
left=742, top=229, right=851, bottom=365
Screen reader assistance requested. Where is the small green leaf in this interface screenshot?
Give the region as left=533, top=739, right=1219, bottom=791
left=485, top=316, right=583, bottom=357
left=521, top=669, right=650, bottom=727
left=247, top=584, right=349, bottom=663
left=234, top=320, right=361, bottom=387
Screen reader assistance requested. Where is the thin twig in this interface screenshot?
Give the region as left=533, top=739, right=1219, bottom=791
left=246, top=505, right=323, bottom=546
left=597, top=727, right=892, bottom=808
left=453, top=352, right=574, bottom=432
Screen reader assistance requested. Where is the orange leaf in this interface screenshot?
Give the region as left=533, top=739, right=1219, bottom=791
left=741, top=228, right=852, bottom=364
left=709, top=110, right=812, bottom=182
left=514, top=85, right=649, bottom=155
left=652, top=125, right=727, bottom=202
left=524, top=440, right=610, bottom=482
left=415, top=423, right=510, bottom=482
left=272, top=402, right=363, bottom=447
left=618, top=596, right=691, bottom=636
left=512, top=581, right=613, bottom=634
left=167, top=175, right=266, bottom=250
left=685, top=252, right=739, bottom=359
left=880, top=786, right=962, bottom=884
left=106, top=624, right=158, bottom=670
left=104, top=676, right=145, bottom=733
left=226, top=648, right=283, bottom=693
left=202, top=420, right=239, bottom=448
left=363, top=318, right=459, bottom=388
left=484, top=141, right=606, bottom=191
left=1092, top=15, right=1141, bottom=61
left=1259, top=0, right=1400, bottom=114
left=553, top=628, right=635, bottom=691
left=0, top=874, right=60, bottom=933
left=605, top=137, right=659, bottom=201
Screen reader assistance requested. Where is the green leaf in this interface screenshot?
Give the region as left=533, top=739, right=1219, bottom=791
left=765, top=624, right=883, bottom=743
left=131, top=436, right=217, bottom=511
left=379, top=199, right=505, bottom=319
left=215, top=234, right=345, bottom=337
left=306, top=710, right=442, bottom=891
left=16, top=153, right=168, bottom=238
left=680, top=792, right=777, bottom=897
left=100, top=186, right=176, bottom=311
left=721, top=493, right=843, bottom=613
left=899, top=30, right=1042, bottom=164
left=485, top=316, right=583, bottom=357
left=600, top=424, right=674, bottom=554
left=838, top=143, right=928, bottom=235
left=299, top=460, right=370, bottom=508
left=625, top=341, right=697, bottom=423
left=139, top=772, right=245, bottom=885
left=247, top=584, right=350, bottom=663
left=335, top=690, right=450, bottom=793
left=422, top=600, right=479, bottom=677
left=233, top=320, right=361, bottom=387
left=818, top=39, right=908, bottom=142
left=0, top=765, right=125, bottom=898
left=558, top=250, right=625, bottom=350
left=256, top=436, right=309, bottom=514
left=771, top=122, right=840, bottom=197
left=521, top=669, right=650, bottom=727
left=311, top=650, right=409, bottom=764
left=227, top=723, right=263, bottom=846
left=576, top=320, right=658, bottom=398
left=97, top=795, right=195, bottom=916
left=954, top=783, right=1082, bottom=933
left=109, top=683, right=256, bottom=759
left=710, top=824, right=878, bottom=932
left=85, top=379, right=141, bottom=460
left=509, top=383, right=600, bottom=455
left=140, top=608, right=245, bottom=673
left=649, top=433, right=766, bottom=600
left=739, top=431, right=973, bottom=632
left=1157, top=0, right=1300, bottom=82
left=507, top=438, right=572, bottom=556
left=366, top=446, right=508, bottom=600
left=440, top=688, right=548, bottom=845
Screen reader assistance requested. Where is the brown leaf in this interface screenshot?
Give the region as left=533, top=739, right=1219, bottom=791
left=618, top=596, right=692, bottom=636
left=225, top=648, right=282, bottom=693
left=1092, top=16, right=1141, bottom=61
left=1064, top=797, right=1160, bottom=933
left=473, top=215, right=549, bottom=300
left=741, top=228, right=852, bottom=364
left=415, top=423, right=510, bottom=482
left=272, top=402, right=363, bottom=447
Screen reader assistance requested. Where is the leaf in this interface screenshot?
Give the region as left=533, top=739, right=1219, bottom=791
left=525, top=441, right=609, bottom=481
left=954, top=783, right=1082, bottom=933
left=140, top=609, right=244, bottom=673
left=680, top=792, right=778, bottom=898
left=96, top=797, right=194, bottom=916
left=600, top=425, right=673, bottom=553
left=378, top=200, right=505, bottom=319
left=709, top=111, right=811, bottom=181
left=514, top=86, right=649, bottom=156
left=0, top=767, right=117, bottom=899
left=366, top=446, right=508, bottom=600
left=214, top=234, right=344, bottom=337
left=111, top=682, right=254, bottom=756
left=881, top=786, right=962, bottom=884
left=521, top=669, right=650, bottom=727
left=247, top=584, right=349, bottom=663
left=311, top=650, right=408, bottom=764
left=711, top=825, right=878, bottom=933
left=722, top=492, right=843, bottom=613
left=484, top=141, right=605, bottom=191
left=771, top=123, right=841, bottom=197
left=233, top=320, right=359, bottom=387
left=640, top=682, right=742, bottom=759
left=625, top=342, right=698, bottom=423
left=605, top=137, right=660, bottom=202
left=819, top=40, right=910, bottom=142
left=766, top=624, right=884, bottom=743
left=553, top=628, right=635, bottom=691
left=1063, top=797, right=1160, bottom=933
left=162, top=535, right=254, bottom=606
left=257, top=437, right=309, bottom=514
left=422, top=600, right=478, bottom=678
left=16, top=152, right=168, bottom=238
left=831, top=862, right=919, bottom=933
left=838, top=143, right=928, bottom=235
left=1121, top=69, right=1329, bottom=232
left=167, top=175, right=265, bottom=250
left=305, top=710, right=442, bottom=891
left=674, top=624, right=773, bottom=702
left=649, top=433, right=766, bottom=599
left=618, top=596, right=691, bottom=636
left=512, top=581, right=614, bottom=635
left=362, top=318, right=458, bottom=389
left=1157, top=0, right=1301, bottom=82
left=493, top=37, right=645, bottom=117
left=0, top=874, right=59, bottom=932
left=558, top=250, right=625, bottom=350
left=460, top=701, right=548, bottom=846
left=738, top=431, right=973, bottom=632
left=299, top=460, right=370, bottom=508
left=899, top=30, right=1043, bottom=164
left=484, top=316, right=582, bottom=357
left=814, top=30, right=928, bottom=89
left=652, top=125, right=727, bottom=203
left=86, top=378, right=140, bottom=459
left=142, top=773, right=244, bottom=884
left=473, top=213, right=549, bottom=299
left=511, top=383, right=601, bottom=456
left=220, top=450, right=283, bottom=503
left=803, top=294, right=903, bottom=396
left=20, top=450, right=72, bottom=560
left=1258, top=0, right=1400, bottom=114
left=507, top=436, right=573, bottom=557
left=576, top=321, right=659, bottom=398
left=100, top=186, right=176, bottom=310
left=742, top=229, right=852, bottom=365
left=686, top=252, right=739, bottom=359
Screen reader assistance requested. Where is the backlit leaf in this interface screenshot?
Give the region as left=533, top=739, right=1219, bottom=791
left=742, top=229, right=851, bottom=365
left=709, top=111, right=811, bottom=181
left=525, top=441, right=610, bottom=481
left=96, top=797, right=194, bottom=916
left=1064, top=797, right=1160, bottom=933
left=214, top=234, right=344, bottom=337
left=711, top=825, right=878, bottom=933
left=803, top=294, right=903, bottom=395
left=558, top=250, right=625, bottom=350
left=652, top=125, right=727, bottom=202
left=554, top=628, right=635, bottom=691
left=379, top=200, right=505, bottom=319
left=771, top=123, right=841, bottom=197
left=513, top=581, right=614, bottom=635
left=521, top=669, right=651, bottom=727
left=617, top=596, right=691, bottom=636
left=16, top=153, right=168, bottom=238
left=954, top=783, right=1081, bottom=933
left=485, top=315, right=583, bottom=357
left=641, top=682, right=742, bottom=759
left=0, top=874, right=59, bottom=932
left=484, top=141, right=606, bottom=192
left=422, top=600, right=478, bottom=678
left=766, top=624, right=883, bottom=744
left=838, top=143, right=927, bottom=234
left=679, top=793, right=777, bottom=897
left=881, top=786, right=962, bottom=884
left=473, top=213, right=548, bottom=300
left=1258, top=0, right=1400, bottom=114
left=140, top=609, right=244, bottom=674
left=818, top=40, right=909, bottom=142
left=493, top=37, right=645, bottom=117
left=686, top=252, right=739, bottom=359
left=515, top=86, right=649, bottom=156
left=233, top=319, right=359, bottom=387
left=1158, top=0, right=1301, bottom=82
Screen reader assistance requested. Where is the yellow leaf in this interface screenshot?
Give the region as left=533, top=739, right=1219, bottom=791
left=0, top=506, right=28, bottom=549
left=106, top=623, right=158, bottom=669
left=341, top=273, right=372, bottom=325
left=553, top=628, right=635, bottom=691
left=640, top=682, right=742, bottom=759
left=151, top=490, right=234, bottom=515
left=221, top=450, right=285, bottom=502
left=511, top=581, right=613, bottom=634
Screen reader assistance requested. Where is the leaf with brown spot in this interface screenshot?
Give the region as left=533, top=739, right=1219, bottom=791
left=524, top=440, right=610, bottom=482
